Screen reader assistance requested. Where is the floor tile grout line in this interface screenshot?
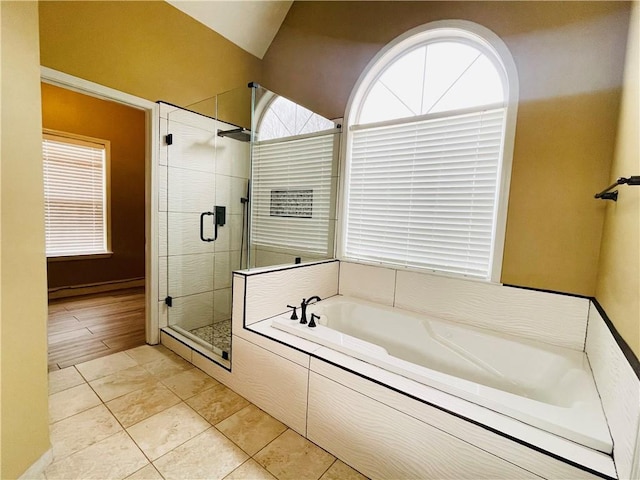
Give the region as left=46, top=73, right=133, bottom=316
left=317, top=458, right=338, bottom=480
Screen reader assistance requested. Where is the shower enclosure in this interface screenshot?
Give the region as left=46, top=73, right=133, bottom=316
left=159, top=83, right=339, bottom=364
left=160, top=87, right=251, bottom=364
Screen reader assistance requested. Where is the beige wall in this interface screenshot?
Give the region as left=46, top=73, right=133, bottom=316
left=42, top=83, right=146, bottom=290
left=39, top=1, right=262, bottom=106
left=0, top=2, right=50, bottom=478
left=595, top=2, right=639, bottom=357
left=262, top=1, right=631, bottom=296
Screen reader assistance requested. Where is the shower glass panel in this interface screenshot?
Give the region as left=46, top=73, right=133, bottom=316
left=163, top=87, right=250, bottom=362
left=248, top=86, right=341, bottom=269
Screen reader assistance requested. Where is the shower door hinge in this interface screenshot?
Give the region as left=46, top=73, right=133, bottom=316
left=164, top=296, right=173, bottom=307
left=165, top=133, right=173, bottom=145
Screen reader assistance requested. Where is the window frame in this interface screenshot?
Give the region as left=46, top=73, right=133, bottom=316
left=338, top=20, right=519, bottom=283
left=43, top=128, right=112, bottom=261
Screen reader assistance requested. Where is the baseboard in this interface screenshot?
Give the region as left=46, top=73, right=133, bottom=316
left=18, top=447, right=53, bottom=479
left=48, top=277, right=145, bottom=300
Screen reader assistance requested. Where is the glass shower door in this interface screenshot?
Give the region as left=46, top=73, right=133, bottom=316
left=163, top=89, right=250, bottom=362
left=165, top=104, right=220, bottom=357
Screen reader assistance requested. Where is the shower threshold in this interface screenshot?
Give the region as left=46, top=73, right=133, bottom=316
left=168, top=323, right=230, bottom=362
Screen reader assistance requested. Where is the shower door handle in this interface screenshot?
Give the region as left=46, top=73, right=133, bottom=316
left=200, top=211, right=215, bottom=242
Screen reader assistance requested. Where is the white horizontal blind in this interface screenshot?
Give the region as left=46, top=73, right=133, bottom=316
left=251, top=133, right=336, bottom=254
left=42, top=135, right=107, bottom=257
left=345, top=107, right=505, bottom=278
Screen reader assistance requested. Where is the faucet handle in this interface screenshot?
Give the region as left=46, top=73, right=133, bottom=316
left=286, top=305, right=298, bottom=320
left=309, top=313, right=319, bottom=328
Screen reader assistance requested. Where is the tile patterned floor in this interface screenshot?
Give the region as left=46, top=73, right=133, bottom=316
left=45, top=344, right=368, bottom=480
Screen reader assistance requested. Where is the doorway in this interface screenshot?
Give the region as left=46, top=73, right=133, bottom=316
left=41, top=68, right=159, bottom=369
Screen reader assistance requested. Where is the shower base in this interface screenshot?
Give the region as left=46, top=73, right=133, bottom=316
left=189, top=320, right=231, bottom=354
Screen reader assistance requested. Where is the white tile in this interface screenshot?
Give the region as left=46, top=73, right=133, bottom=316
left=244, top=261, right=339, bottom=325
left=232, top=275, right=246, bottom=334
left=158, top=256, right=167, bottom=302
left=214, top=288, right=232, bottom=322
left=230, top=177, right=249, bottom=215
left=159, top=119, right=168, bottom=166
left=228, top=214, right=245, bottom=253
left=215, top=174, right=231, bottom=210
left=161, top=330, right=193, bottom=363
left=339, top=262, right=396, bottom=306
left=168, top=253, right=214, bottom=297
left=158, top=213, right=167, bottom=257
left=242, top=320, right=317, bottom=368
left=167, top=167, right=216, bottom=213
left=307, top=372, right=539, bottom=480
left=231, top=144, right=250, bottom=180
left=167, top=212, right=215, bottom=256
left=213, top=215, right=232, bottom=253
left=586, top=304, right=640, bottom=480
left=230, top=250, right=243, bottom=272
left=167, top=119, right=217, bottom=173
left=158, top=301, right=168, bottom=328
left=231, top=336, right=309, bottom=435
left=215, top=251, right=232, bottom=289
left=309, top=355, right=611, bottom=479
left=394, top=270, right=589, bottom=349
left=167, top=291, right=213, bottom=331
left=158, top=166, right=167, bottom=212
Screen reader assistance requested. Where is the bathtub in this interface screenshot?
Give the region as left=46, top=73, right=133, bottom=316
left=271, top=295, right=612, bottom=454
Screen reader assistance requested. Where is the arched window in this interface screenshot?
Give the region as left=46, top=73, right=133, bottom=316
left=341, top=21, right=518, bottom=281
left=251, top=91, right=340, bottom=259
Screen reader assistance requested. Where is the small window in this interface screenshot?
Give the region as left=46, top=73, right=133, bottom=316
left=42, top=131, right=110, bottom=257
left=342, top=22, right=518, bottom=281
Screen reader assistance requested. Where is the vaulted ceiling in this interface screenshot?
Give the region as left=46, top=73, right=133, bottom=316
left=166, top=1, right=293, bottom=59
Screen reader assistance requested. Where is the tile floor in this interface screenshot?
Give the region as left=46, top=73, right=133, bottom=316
left=44, top=344, right=368, bottom=480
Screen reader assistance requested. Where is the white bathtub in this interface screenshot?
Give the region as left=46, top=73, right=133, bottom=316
left=271, top=295, right=612, bottom=454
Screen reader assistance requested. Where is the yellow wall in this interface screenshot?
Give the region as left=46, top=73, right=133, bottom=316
left=595, top=2, right=639, bottom=357
left=42, top=83, right=146, bottom=290
left=39, top=1, right=262, bottom=106
left=0, top=2, right=50, bottom=478
left=262, top=1, right=631, bottom=296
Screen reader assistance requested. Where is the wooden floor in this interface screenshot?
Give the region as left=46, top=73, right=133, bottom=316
left=48, top=288, right=146, bottom=371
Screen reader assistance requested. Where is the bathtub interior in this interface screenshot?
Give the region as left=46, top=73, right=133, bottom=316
left=272, top=296, right=613, bottom=454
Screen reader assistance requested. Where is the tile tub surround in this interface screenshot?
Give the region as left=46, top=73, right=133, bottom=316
left=586, top=303, right=640, bottom=480
left=158, top=259, right=637, bottom=479
left=220, top=261, right=614, bottom=479
left=338, top=261, right=591, bottom=350
left=45, top=344, right=365, bottom=480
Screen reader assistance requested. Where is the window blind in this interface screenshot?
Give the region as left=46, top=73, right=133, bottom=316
left=42, top=135, right=107, bottom=257
left=251, top=133, right=336, bottom=254
left=345, top=107, right=505, bottom=278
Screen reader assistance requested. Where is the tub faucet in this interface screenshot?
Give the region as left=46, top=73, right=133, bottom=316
left=300, top=296, right=321, bottom=324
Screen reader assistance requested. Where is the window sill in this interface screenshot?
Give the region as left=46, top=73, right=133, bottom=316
left=47, top=252, right=113, bottom=262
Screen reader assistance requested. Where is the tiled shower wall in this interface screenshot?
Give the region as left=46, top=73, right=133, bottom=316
left=157, top=103, right=249, bottom=334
